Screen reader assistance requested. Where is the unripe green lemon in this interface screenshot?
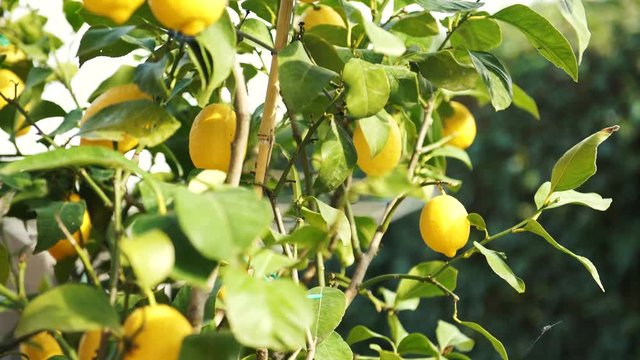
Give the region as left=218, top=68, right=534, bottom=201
left=300, top=5, right=346, bottom=30
left=149, top=0, right=228, bottom=36
left=82, top=0, right=145, bottom=24
left=419, top=194, right=470, bottom=257
left=189, top=103, right=237, bottom=171
left=353, top=118, right=402, bottom=177
left=441, top=101, right=476, bottom=150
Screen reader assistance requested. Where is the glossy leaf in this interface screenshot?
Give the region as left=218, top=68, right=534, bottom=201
left=315, top=331, right=353, bottom=360
left=418, top=50, right=478, bottom=91
left=278, top=225, right=328, bottom=249
left=224, top=269, right=313, bottom=351
left=238, top=18, right=273, bottom=51
left=493, top=4, right=578, bottom=81
left=175, top=188, right=272, bottom=262
left=451, top=17, right=502, bottom=51
left=474, top=242, right=525, bottom=293
left=358, top=110, right=392, bottom=158
left=469, top=51, right=512, bottom=111
left=398, top=333, right=440, bottom=356
left=524, top=219, right=604, bottom=291
left=308, top=287, right=347, bottom=340
left=396, top=261, right=457, bottom=300
left=467, top=213, right=487, bottom=234
left=303, top=197, right=351, bottom=246
left=453, top=316, right=508, bottom=360
left=362, top=20, right=406, bottom=56
left=384, top=66, right=420, bottom=105
left=15, top=284, right=121, bottom=337
left=412, top=0, right=484, bottom=12
left=343, top=58, right=390, bottom=118
left=534, top=181, right=612, bottom=211
left=550, top=126, right=618, bottom=192
left=120, top=230, right=175, bottom=289
left=512, top=84, right=540, bottom=120
left=34, top=200, right=85, bottom=253
left=179, top=332, right=243, bottom=360
left=346, top=325, right=393, bottom=347
left=390, top=12, right=439, bottom=37
left=303, top=33, right=345, bottom=73
left=426, top=145, right=473, bottom=169
left=76, top=26, right=137, bottom=65
left=313, top=120, right=356, bottom=193
left=559, top=0, right=590, bottom=64
left=436, top=320, right=474, bottom=352
left=251, top=249, right=296, bottom=278
left=134, top=55, right=169, bottom=98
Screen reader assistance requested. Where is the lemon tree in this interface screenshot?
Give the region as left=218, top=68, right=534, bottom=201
left=0, top=0, right=618, bottom=359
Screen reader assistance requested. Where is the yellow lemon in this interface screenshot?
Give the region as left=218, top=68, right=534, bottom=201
left=78, top=330, right=103, bottom=360
left=0, top=69, right=24, bottom=109
left=123, top=304, right=192, bottom=360
left=48, top=193, right=92, bottom=261
left=82, top=0, right=145, bottom=24
left=80, top=84, right=150, bottom=153
left=300, top=5, right=346, bottom=30
left=19, top=332, right=63, bottom=360
left=148, top=0, right=227, bottom=36
left=0, top=44, right=27, bottom=63
left=441, top=101, right=476, bottom=150
left=353, top=118, right=402, bottom=177
left=14, top=103, right=32, bottom=137
left=189, top=103, right=237, bottom=171
left=419, top=194, right=470, bottom=258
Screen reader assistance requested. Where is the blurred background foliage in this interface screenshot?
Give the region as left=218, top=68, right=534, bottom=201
left=342, top=0, right=640, bottom=358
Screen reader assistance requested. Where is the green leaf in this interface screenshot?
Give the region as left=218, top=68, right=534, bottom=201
left=493, top=4, right=578, bottom=81
left=387, top=312, right=409, bottom=344
left=15, top=284, right=121, bottom=337
left=88, top=65, right=135, bottom=102
left=524, top=219, right=604, bottom=292
left=343, top=58, right=390, bottom=118
left=308, top=287, right=347, bottom=341
left=34, top=200, right=86, bottom=253
left=346, top=325, right=393, bottom=347
left=134, top=55, right=169, bottom=98
left=278, top=226, right=328, bottom=249
left=473, top=242, right=525, bottom=293
left=396, top=261, right=458, bottom=300
left=436, top=320, right=474, bottom=352
left=174, top=188, right=272, bottom=262
left=120, top=230, right=174, bottom=289
left=251, top=249, right=296, bottom=278
left=418, top=50, right=478, bottom=91
left=390, top=12, right=439, bottom=37
left=413, top=0, right=484, bottom=12
left=426, top=145, right=473, bottom=169
left=453, top=316, right=508, bottom=360
left=27, top=100, right=66, bottom=122
left=79, top=99, right=181, bottom=147
left=384, top=66, right=420, bottom=105
left=357, top=110, right=391, bottom=158
left=178, top=332, right=243, bottom=360
left=534, top=181, right=612, bottom=211
left=315, top=331, right=353, bottom=360
left=512, top=84, right=540, bottom=120
left=467, top=213, right=487, bottom=234
left=304, top=197, right=351, bottom=246
left=224, top=269, right=313, bottom=351
left=50, top=108, right=83, bottom=136
left=451, top=17, right=502, bottom=51
left=0, top=243, right=9, bottom=285
left=238, top=18, right=273, bottom=51
left=76, top=26, right=137, bottom=65
left=242, top=0, right=277, bottom=24
left=303, top=33, right=346, bottom=73
left=468, top=51, right=512, bottom=111
left=362, top=20, right=406, bottom=56
left=313, top=119, right=356, bottom=194
left=559, top=0, right=590, bottom=64
left=398, top=333, right=440, bottom=356
left=279, top=41, right=339, bottom=112
left=549, top=126, right=619, bottom=192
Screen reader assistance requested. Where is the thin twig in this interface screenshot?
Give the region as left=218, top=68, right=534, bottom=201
left=187, top=265, right=220, bottom=331
left=256, top=348, right=269, bottom=360
left=237, top=30, right=276, bottom=53
left=54, top=214, right=101, bottom=288
left=226, top=60, right=251, bottom=186
left=358, top=273, right=459, bottom=302
left=408, top=98, right=436, bottom=176
left=305, top=329, right=317, bottom=360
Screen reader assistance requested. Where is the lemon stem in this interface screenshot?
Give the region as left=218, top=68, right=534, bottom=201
left=144, top=288, right=157, bottom=306
left=54, top=213, right=102, bottom=288
left=51, top=331, right=79, bottom=360
left=109, top=169, right=124, bottom=305
left=0, top=283, right=21, bottom=305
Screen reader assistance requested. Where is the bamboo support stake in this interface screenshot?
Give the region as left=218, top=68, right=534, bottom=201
left=253, top=0, right=296, bottom=197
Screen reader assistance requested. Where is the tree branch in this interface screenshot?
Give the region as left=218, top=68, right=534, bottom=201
left=226, top=60, right=251, bottom=186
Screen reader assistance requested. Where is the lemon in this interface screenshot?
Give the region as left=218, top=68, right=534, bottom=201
left=19, top=332, right=63, bottom=360
left=300, top=5, right=346, bottom=30
left=0, top=44, right=27, bottom=63
left=48, top=193, right=92, bottom=261
left=13, top=102, right=32, bottom=137
left=82, top=0, right=145, bottom=24
left=123, top=304, right=192, bottom=360
left=353, top=118, right=402, bottom=177
left=79, top=84, right=150, bottom=153
left=0, top=69, right=24, bottom=110
left=78, top=330, right=102, bottom=360
left=441, top=101, right=476, bottom=150
left=149, top=0, right=227, bottom=36
left=189, top=103, right=237, bottom=171
left=419, top=194, right=470, bottom=258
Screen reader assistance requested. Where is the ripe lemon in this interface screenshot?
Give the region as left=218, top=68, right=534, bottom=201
left=19, top=331, right=63, bottom=360
left=0, top=69, right=24, bottom=109
left=300, top=5, right=346, bottom=30
left=82, top=0, right=145, bottom=24
left=123, top=304, right=192, bottom=360
left=419, top=194, right=470, bottom=257
left=78, top=330, right=102, bottom=360
left=353, top=118, right=402, bottom=177
left=48, top=193, right=92, bottom=261
left=80, top=84, right=150, bottom=153
left=441, top=101, right=476, bottom=150
left=149, top=0, right=227, bottom=36
left=0, top=44, right=27, bottom=63
left=189, top=103, right=237, bottom=171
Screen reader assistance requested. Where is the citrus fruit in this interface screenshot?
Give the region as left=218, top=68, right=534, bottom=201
left=78, top=330, right=102, bottom=360
left=419, top=194, right=470, bottom=258
left=79, top=84, right=150, bottom=153
left=148, top=0, right=227, bottom=36
left=82, top=0, right=145, bottom=24
left=0, top=44, right=27, bottom=63
left=300, top=5, right=346, bottom=30
left=48, top=193, right=92, bottom=261
left=353, top=118, right=402, bottom=177
left=14, top=103, right=31, bottom=137
left=441, top=101, right=476, bottom=150
left=123, top=304, right=192, bottom=360
left=0, top=69, right=24, bottom=109
left=19, top=332, right=63, bottom=360
left=189, top=103, right=237, bottom=171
